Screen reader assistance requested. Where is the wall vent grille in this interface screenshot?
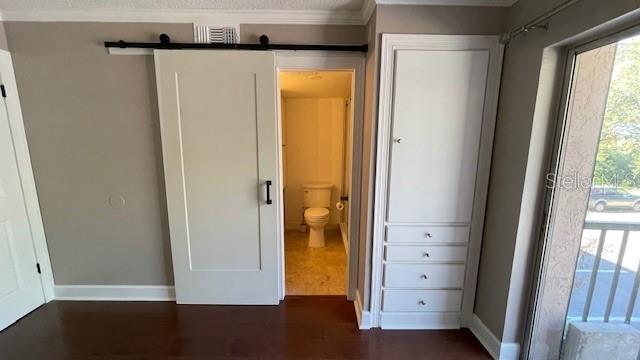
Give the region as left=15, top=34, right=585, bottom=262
left=194, top=25, right=239, bottom=44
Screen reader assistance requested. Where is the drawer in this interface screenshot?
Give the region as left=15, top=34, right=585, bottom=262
left=382, top=289, right=463, bottom=312
left=385, top=245, right=467, bottom=262
left=384, top=263, right=465, bottom=288
left=386, top=225, right=469, bottom=244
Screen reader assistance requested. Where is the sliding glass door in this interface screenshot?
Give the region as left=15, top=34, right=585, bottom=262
left=527, top=31, right=640, bottom=360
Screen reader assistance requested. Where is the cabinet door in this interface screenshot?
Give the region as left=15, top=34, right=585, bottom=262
left=387, top=49, right=489, bottom=223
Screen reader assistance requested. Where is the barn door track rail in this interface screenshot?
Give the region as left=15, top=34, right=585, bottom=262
left=105, top=34, right=368, bottom=53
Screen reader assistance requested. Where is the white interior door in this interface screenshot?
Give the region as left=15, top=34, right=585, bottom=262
left=0, top=66, right=45, bottom=329
left=155, top=50, right=279, bottom=304
left=387, top=49, right=489, bottom=223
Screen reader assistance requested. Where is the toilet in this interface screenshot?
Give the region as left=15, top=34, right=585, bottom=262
left=302, top=183, right=332, bottom=247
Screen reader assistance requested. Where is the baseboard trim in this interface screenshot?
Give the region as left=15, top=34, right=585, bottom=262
left=380, top=312, right=461, bottom=329
left=285, top=221, right=305, bottom=231
left=285, top=221, right=340, bottom=231
left=54, top=285, right=176, bottom=301
left=339, top=222, right=349, bottom=254
left=468, top=314, right=520, bottom=360
left=354, top=291, right=371, bottom=329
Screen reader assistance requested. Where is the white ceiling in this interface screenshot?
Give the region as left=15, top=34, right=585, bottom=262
left=280, top=71, right=352, bottom=99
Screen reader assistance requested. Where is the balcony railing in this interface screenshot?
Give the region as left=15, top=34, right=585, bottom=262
left=578, top=221, right=640, bottom=324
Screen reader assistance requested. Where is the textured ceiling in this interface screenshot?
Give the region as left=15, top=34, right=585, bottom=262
left=281, top=71, right=352, bottom=99
left=0, top=0, right=365, bottom=11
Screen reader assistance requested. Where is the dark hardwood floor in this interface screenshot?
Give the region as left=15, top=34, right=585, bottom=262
left=0, top=296, right=491, bottom=359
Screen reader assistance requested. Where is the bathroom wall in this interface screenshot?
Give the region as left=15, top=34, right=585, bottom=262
left=283, top=98, right=347, bottom=229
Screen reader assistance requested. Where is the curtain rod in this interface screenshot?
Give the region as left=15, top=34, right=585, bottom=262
left=500, top=0, right=581, bottom=44
left=104, top=33, right=368, bottom=53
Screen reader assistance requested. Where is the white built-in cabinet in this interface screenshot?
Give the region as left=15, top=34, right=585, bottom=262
left=371, top=35, right=504, bottom=329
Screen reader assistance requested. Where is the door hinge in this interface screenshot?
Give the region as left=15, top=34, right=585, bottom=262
left=36, top=263, right=41, bottom=274
left=1, top=85, right=6, bottom=98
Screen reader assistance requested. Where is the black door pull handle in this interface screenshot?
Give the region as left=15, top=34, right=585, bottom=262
left=266, top=180, right=273, bottom=205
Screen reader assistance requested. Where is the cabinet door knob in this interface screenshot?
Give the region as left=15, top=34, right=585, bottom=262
left=424, top=232, right=433, bottom=238
left=423, top=252, right=430, bottom=258
left=420, top=274, right=428, bottom=280
left=393, top=137, right=402, bottom=144
left=418, top=300, right=427, bottom=306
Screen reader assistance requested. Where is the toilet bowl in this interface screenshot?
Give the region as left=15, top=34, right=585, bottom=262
left=302, top=182, right=332, bottom=247
left=304, top=207, right=330, bottom=247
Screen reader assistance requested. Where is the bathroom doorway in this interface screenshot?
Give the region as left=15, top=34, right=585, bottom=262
left=277, top=52, right=364, bottom=300
left=279, top=70, right=353, bottom=296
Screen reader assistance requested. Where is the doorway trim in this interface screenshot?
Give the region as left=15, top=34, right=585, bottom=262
left=0, top=49, right=54, bottom=302
left=275, top=51, right=365, bottom=301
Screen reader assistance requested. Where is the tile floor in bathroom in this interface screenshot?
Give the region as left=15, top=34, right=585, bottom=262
left=285, top=229, right=346, bottom=295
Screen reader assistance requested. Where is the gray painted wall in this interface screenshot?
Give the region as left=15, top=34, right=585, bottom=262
left=375, top=5, right=507, bottom=34
left=358, top=9, right=377, bottom=309
left=240, top=24, right=366, bottom=44
left=4, top=22, right=193, bottom=285
left=475, top=0, right=640, bottom=343
left=0, top=22, right=8, bottom=50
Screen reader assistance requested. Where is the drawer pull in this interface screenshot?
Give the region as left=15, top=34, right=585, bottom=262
left=424, top=232, right=433, bottom=238
left=420, top=274, right=428, bottom=280
left=423, top=252, right=430, bottom=258
left=418, top=300, right=427, bottom=306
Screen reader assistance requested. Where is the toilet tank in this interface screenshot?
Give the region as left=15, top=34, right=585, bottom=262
left=303, top=183, right=332, bottom=208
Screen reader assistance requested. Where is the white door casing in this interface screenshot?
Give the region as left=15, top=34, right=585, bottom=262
left=155, top=50, right=279, bottom=304
left=275, top=51, right=365, bottom=301
left=0, top=50, right=50, bottom=330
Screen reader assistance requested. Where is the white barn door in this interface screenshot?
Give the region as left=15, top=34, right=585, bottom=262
left=155, top=51, right=279, bottom=304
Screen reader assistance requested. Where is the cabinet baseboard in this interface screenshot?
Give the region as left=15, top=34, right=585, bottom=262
left=380, top=311, right=461, bottom=329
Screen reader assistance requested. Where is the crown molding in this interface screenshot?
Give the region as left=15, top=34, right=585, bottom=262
left=362, top=0, right=377, bottom=24
left=0, top=0, right=516, bottom=25
left=375, top=0, right=516, bottom=6
left=0, top=8, right=364, bottom=25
